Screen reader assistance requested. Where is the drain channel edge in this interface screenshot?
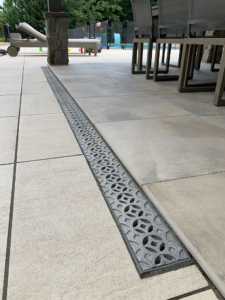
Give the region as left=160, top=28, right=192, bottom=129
left=42, top=66, right=191, bottom=277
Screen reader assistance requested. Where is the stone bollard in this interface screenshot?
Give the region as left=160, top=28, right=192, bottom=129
left=44, top=12, right=69, bottom=65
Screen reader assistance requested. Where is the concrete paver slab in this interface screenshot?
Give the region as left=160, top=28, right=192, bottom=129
left=146, top=171, right=225, bottom=283
left=183, top=290, right=218, bottom=299
left=0, top=70, right=23, bottom=83
left=22, top=82, right=53, bottom=95
left=7, top=156, right=208, bottom=300
left=201, top=115, right=225, bottom=130
left=23, top=68, right=46, bottom=75
left=76, top=94, right=190, bottom=123
left=0, top=83, right=21, bottom=96
left=0, top=96, right=20, bottom=117
left=96, top=115, right=225, bottom=185
left=18, top=114, right=81, bottom=162
left=21, top=94, right=62, bottom=116
left=23, top=74, right=47, bottom=83
left=155, top=94, right=225, bottom=116
left=60, top=74, right=119, bottom=85
left=0, top=61, right=24, bottom=70
left=0, top=164, right=14, bottom=297
left=0, top=117, right=18, bottom=165
left=58, top=81, right=143, bottom=98
left=126, top=81, right=177, bottom=95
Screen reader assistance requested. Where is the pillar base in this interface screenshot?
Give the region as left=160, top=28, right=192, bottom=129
left=44, top=12, right=69, bottom=65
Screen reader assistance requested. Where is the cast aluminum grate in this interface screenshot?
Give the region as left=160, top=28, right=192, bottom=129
left=42, top=66, right=191, bottom=276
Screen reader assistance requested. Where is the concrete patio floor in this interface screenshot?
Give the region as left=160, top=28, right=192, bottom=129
left=0, top=46, right=224, bottom=299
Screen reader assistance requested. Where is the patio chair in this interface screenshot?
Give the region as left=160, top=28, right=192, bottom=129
left=131, top=0, right=171, bottom=79
left=177, top=0, right=225, bottom=106
left=4, top=22, right=101, bottom=57
left=153, top=0, right=190, bottom=82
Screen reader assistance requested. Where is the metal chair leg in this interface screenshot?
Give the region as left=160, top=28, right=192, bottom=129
left=195, top=45, right=203, bottom=70
left=153, top=42, right=161, bottom=81
left=211, top=45, right=220, bottom=72
left=131, top=39, right=146, bottom=75
left=165, top=43, right=172, bottom=73
left=214, top=49, right=225, bottom=106
left=178, top=44, right=183, bottom=68
left=189, top=44, right=198, bottom=79
left=131, top=41, right=138, bottom=74
left=161, top=43, right=181, bottom=68
left=177, top=44, right=190, bottom=92
left=161, top=43, right=166, bottom=65
left=137, top=42, right=144, bottom=71
left=145, top=39, right=153, bottom=79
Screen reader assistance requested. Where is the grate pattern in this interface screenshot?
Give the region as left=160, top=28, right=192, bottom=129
left=42, top=67, right=190, bottom=275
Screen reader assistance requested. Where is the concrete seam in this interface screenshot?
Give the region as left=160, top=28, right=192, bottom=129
left=2, top=55, right=25, bottom=300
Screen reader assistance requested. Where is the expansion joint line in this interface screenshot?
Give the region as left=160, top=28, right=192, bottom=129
left=42, top=66, right=191, bottom=277
left=2, top=56, right=25, bottom=300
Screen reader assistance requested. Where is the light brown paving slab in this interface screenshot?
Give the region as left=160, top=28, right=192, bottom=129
left=96, top=115, right=225, bottom=186
left=0, top=96, right=20, bottom=117
left=76, top=93, right=190, bottom=123
left=183, top=290, right=217, bottom=299
left=0, top=164, right=14, bottom=297
left=7, top=156, right=208, bottom=300
left=201, top=115, right=225, bottom=130
left=17, top=114, right=81, bottom=162
left=146, top=172, right=225, bottom=283
left=21, top=94, right=62, bottom=116
left=0, top=117, right=18, bottom=165
left=22, top=82, right=53, bottom=95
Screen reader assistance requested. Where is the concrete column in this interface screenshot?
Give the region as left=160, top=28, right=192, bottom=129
left=44, top=12, right=69, bottom=65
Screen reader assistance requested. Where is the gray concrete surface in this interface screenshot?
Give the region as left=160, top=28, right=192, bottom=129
left=201, top=114, right=225, bottom=129
left=7, top=156, right=208, bottom=300
left=76, top=93, right=190, bottom=123
left=50, top=48, right=225, bottom=295
left=22, top=82, right=53, bottom=95
left=183, top=290, right=218, bottom=299
left=147, top=172, right=225, bottom=283
left=0, top=117, right=18, bottom=165
left=18, top=114, right=82, bottom=162
left=0, top=165, right=14, bottom=297
left=21, top=94, right=62, bottom=116
left=0, top=96, right=20, bottom=117
left=96, top=115, right=225, bottom=185
left=0, top=47, right=220, bottom=299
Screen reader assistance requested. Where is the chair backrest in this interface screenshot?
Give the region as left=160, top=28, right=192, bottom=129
left=158, top=0, right=188, bottom=36
left=17, top=22, right=46, bottom=42
left=130, top=0, right=154, bottom=38
left=188, top=0, right=225, bottom=34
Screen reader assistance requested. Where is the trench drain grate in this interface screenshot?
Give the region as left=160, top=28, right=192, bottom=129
left=42, top=66, right=191, bottom=276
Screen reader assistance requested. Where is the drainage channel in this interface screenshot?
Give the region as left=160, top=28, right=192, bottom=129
left=42, top=66, right=191, bottom=277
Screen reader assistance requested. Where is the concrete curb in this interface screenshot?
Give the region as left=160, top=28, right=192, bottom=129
left=142, top=185, right=225, bottom=298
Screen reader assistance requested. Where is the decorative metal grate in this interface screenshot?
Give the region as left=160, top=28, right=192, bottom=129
left=42, top=67, right=191, bottom=276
